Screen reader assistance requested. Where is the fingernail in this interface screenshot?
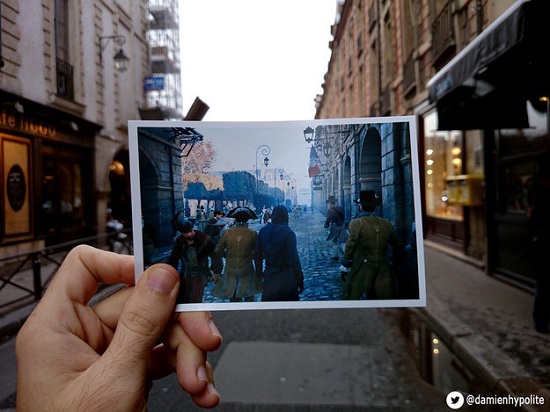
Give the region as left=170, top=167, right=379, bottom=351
left=197, top=365, right=208, bottom=383
left=208, top=317, right=222, bottom=338
left=207, top=382, right=220, bottom=399
left=148, top=267, right=178, bottom=294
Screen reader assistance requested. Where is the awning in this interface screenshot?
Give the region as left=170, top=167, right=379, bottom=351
left=427, top=0, right=549, bottom=130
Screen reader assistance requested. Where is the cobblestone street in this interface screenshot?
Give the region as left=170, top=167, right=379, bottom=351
left=203, top=210, right=344, bottom=303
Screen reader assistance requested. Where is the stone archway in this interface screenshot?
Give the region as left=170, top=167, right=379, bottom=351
left=359, top=127, right=382, bottom=195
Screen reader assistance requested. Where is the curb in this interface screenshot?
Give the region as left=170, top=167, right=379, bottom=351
left=413, top=294, right=550, bottom=410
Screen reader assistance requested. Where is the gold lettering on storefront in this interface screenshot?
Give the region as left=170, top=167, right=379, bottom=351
left=1, top=110, right=57, bottom=138
left=0, top=110, right=17, bottom=128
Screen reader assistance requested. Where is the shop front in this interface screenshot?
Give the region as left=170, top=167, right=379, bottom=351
left=1, top=93, right=100, bottom=257
left=421, top=110, right=485, bottom=259
left=424, top=0, right=549, bottom=288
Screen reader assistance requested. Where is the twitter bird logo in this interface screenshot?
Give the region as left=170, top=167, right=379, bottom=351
left=446, top=391, right=465, bottom=409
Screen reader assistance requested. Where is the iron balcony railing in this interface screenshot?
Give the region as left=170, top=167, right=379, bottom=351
left=56, top=57, right=74, bottom=99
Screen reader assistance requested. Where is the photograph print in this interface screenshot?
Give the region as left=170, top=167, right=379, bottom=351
left=129, top=117, right=426, bottom=311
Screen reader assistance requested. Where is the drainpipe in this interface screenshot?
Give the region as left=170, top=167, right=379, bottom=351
left=476, top=0, right=483, bottom=34
left=377, top=0, right=383, bottom=115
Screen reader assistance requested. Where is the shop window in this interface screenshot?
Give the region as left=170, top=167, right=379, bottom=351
left=501, top=160, right=537, bottom=216
left=41, top=147, right=87, bottom=239
left=424, top=111, right=464, bottom=221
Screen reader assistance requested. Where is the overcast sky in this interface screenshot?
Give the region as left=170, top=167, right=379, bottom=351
left=179, top=1, right=338, bottom=122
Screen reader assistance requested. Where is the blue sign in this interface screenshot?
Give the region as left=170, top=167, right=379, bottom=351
left=144, top=76, right=165, bottom=91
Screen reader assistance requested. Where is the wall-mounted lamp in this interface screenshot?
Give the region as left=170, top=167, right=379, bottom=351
left=303, top=125, right=351, bottom=148
left=2, top=101, right=24, bottom=113
left=169, top=127, right=204, bottom=157
left=62, top=121, right=79, bottom=131
left=99, top=35, right=130, bottom=72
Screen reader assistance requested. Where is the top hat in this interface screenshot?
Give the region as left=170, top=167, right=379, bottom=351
left=326, top=195, right=337, bottom=204
left=353, top=190, right=379, bottom=207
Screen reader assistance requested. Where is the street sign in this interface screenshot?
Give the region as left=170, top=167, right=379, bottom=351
left=143, top=76, right=164, bottom=91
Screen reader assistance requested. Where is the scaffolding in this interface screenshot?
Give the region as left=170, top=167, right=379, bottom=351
left=145, top=0, right=182, bottom=119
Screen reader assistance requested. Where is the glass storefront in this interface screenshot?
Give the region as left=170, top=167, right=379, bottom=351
left=41, top=144, right=93, bottom=243
left=491, top=102, right=549, bottom=285
left=424, top=111, right=464, bottom=222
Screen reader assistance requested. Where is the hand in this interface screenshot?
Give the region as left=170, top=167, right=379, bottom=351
left=16, top=245, right=222, bottom=411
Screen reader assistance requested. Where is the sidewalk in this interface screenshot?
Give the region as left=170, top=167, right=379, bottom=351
left=418, top=241, right=550, bottom=406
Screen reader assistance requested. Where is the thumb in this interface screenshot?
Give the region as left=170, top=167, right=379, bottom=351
left=106, top=264, right=179, bottom=373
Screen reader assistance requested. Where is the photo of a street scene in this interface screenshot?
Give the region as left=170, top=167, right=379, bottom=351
left=129, top=118, right=425, bottom=310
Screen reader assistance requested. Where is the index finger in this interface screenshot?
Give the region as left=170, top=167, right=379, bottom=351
left=43, top=245, right=136, bottom=307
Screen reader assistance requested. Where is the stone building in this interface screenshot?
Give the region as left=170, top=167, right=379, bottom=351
left=307, top=120, right=415, bottom=242
left=0, top=1, right=185, bottom=259
left=314, top=0, right=549, bottom=289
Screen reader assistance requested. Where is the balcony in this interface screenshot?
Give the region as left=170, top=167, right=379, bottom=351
left=56, top=58, right=74, bottom=100
left=431, top=2, right=456, bottom=64
left=402, top=52, right=416, bottom=96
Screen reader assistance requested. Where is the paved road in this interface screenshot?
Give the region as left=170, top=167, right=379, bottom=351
left=203, top=210, right=344, bottom=304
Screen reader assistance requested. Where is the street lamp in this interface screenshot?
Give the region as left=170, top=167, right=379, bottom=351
left=255, top=144, right=271, bottom=192
left=99, top=34, right=130, bottom=72
left=303, top=126, right=315, bottom=143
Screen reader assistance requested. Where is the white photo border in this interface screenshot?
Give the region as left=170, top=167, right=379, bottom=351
left=128, top=116, right=426, bottom=311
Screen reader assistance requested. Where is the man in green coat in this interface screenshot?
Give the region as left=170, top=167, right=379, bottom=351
left=341, top=190, right=402, bottom=300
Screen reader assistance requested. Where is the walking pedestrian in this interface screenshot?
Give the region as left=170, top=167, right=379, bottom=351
left=324, top=196, right=348, bottom=261
left=396, top=221, right=419, bottom=299
left=254, top=205, right=304, bottom=301
left=196, top=205, right=208, bottom=232
left=211, top=207, right=262, bottom=302
left=341, top=190, right=403, bottom=300
left=167, top=213, right=222, bottom=303
left=203, top=210, right=227, bottom=245
left=525, top=160, right=550, bottom=333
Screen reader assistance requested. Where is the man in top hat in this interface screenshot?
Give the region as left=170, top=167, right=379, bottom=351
left=324, top=195, right=348, bottom=261
left=341, top=190, right=402, bottom=300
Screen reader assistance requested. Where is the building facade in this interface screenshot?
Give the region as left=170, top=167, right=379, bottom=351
left=314, top=0, right=549, bottom=289
left=0, top=1, right=176, bottom=258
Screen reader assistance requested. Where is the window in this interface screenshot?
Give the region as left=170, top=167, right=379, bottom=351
left=41, top=146, right=88, bottom=238
left=424, top=111, right=464, bottom=221
left=55, top=0, right=74, bottom=99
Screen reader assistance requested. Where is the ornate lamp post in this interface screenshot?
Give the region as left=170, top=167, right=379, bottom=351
left=255, top=145, right=270, bottom=192
left=99, top=34, right=130, bottom=72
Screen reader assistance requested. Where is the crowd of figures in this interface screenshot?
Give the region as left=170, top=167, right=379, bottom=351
left=167, top=205, right=304, bottom=304
left=161, top=189, right=419, bottom=305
